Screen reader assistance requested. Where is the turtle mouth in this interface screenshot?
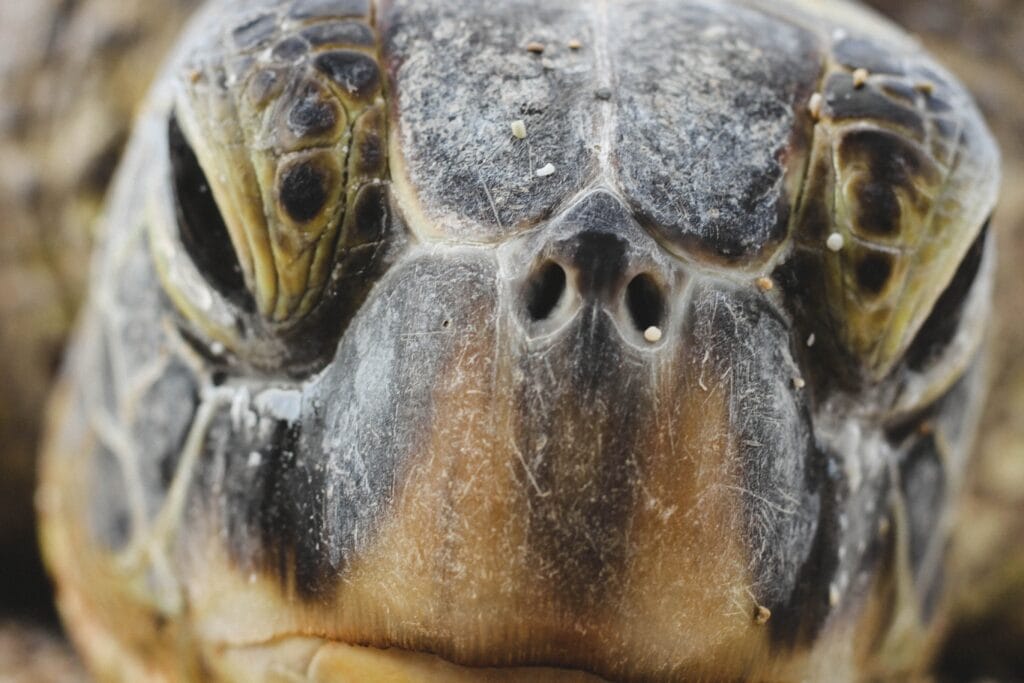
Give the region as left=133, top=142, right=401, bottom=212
left=217, top=636, right=613, bottom=682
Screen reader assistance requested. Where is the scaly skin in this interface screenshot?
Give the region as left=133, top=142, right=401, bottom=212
left=864, top=1, right=1024, bottom=677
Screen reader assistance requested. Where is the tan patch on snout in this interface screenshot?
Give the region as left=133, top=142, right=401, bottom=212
left=333, top=324, right=776, bottom=679
left=608, top=355, right=773, bottom=678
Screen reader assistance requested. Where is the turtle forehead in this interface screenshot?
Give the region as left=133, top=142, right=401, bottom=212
left=383, top=0, right=823, bottom=259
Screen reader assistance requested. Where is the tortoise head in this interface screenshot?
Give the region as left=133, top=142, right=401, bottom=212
left=40, top=0, right=999, bottom=680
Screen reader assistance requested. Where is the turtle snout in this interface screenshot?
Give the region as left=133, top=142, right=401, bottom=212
left=517, top=194, right=674, bottom=345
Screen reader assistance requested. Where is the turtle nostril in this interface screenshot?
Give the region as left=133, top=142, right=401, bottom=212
left=525, top=261, right=567, bottom=321
left=626, top=273, right=666, bottom=332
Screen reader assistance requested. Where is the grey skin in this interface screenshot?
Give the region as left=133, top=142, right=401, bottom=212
left=39, top=0, right=999, bottom=680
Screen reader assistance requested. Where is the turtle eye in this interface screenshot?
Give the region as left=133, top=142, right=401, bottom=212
left=904, top=219, right=989, bottom=371
left=168, top=115, right=255, bottom=312
left=784, top=54, right=999, bottom=383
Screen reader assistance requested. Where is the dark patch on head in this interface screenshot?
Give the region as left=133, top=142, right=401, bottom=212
left=350, top=108, right=386, bottom=177
left=233, top=13, right=277, bottom=50
left=905, top=220, right=988, bottom=371
left=566, top=232, right=627, bottom=299
left=838, top=128, right=938, bottom=235
left=551, top=191, right=631, bottom=298
left=290, top=0, right=369, bottom=19
left=852, top=177, right=901, bottom=236
left=856, top=252, right=894, bottom=295
left=513, top=311, right=643, bottom=608
left=314, top=50, right=380, bottom=97
left=773, top=251, right=859, bottom=392
left=287, top=82, right=340, bottom=138
left=132, top=360, right=199, bottom=519
left=191, top=402, right=336, bottom=599
left=824, top=74, right=925, bottom=140
left=832, top=36, right=902, bottom=75
left=168, top=115, right=254, bottom=312
left=273, top=36, right=309, bottom=62
left=608, top=1, right=819, bottom=263
left=302, top=20, right=374, bottom=47
left=343, top=182, right=388, bottom=247
left=278, top=160, right=331, bottom=223
left=764, top=442, right=841, bottom=648
left=89, top=444, right=132, bottom=551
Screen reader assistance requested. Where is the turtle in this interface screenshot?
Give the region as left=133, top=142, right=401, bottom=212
left=26, top=0, right=1006, bottom=680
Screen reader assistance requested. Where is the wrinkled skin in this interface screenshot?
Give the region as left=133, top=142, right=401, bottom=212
left=0, top=1, right=1003, bottom=683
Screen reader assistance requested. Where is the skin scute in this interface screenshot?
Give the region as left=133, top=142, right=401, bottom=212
left=0, top=0, right=1016, bottom=681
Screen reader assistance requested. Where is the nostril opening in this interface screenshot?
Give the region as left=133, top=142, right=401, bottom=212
left=525, top=261, right=567, bottom=321
left=626, top=273, right=666, bottom=332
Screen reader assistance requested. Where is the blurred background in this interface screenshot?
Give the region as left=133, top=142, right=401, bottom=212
left=0, top=0, right=1021, bottom=680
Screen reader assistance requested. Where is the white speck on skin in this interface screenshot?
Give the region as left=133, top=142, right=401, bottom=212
left=536, top=163, right=556, bottom=177
left=807, top=333, right=816, bottom=347
left=247, top=451, right=262, bottom=468
left=210, top=342, right=225, bottom=356
left=510, top=119, right=527, bottom=139
left=644, top=326, right=663, bottom=343
left=826, top=232, right=845, bottom=252
left=808, top=92, right=823, bottom=120
left=793, top=376, right=806, bottom=389
left=568, top=38, right=582, bottom=50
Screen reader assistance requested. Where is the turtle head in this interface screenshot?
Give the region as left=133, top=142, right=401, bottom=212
left=41, top=0, right=999, bottom=680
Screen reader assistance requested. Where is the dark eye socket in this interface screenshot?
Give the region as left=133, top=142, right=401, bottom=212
left=904, top=218, right=990, bottom=371
left=168, top=114, right=255, bottom=313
